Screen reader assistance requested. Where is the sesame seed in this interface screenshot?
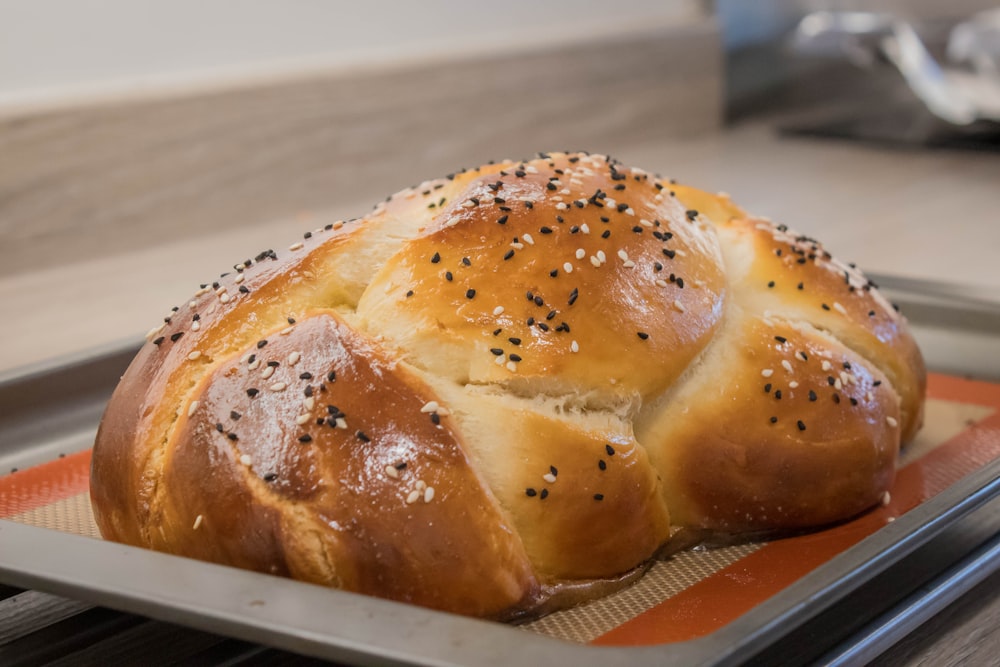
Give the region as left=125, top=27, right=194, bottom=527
left=187, top=349, right=200, bottom=360
left=187, top=401, right=199, bottom=417
left=673, top=299, right=686, bottom=313
left=296, top=414, right=311, bottom=425
left=424, top=487, right=435, bottom=503
left=762, top=369, right=774, bottom=378
left=385, top=465, right=399, bottom=479
left=335, top=417, right=348, bottom=429
left=269, top=382, right=286, bottom=392
left=543, top=473, right=557, bottom=483
left=406, top=490, right=421, bottom=504
left=570, top=340, right=580, bottom=353
left=886, top=416, right=899, bottom=428
left=563, top=262, right=573, bottom=273
left=289, top=242, right=304, bottom=251
left=261, top=366, right=275, bottom=380
left=420, top=401, right=439, bottom=413
left=193, top=515, right=203, bottom=530
left=833, top=302, right=848, bottom=315
left=239, top=454, right=253, bottom=466
left=781, top=360, right=794, bottom=373
left=576, top=248, right=586, bottom=260
left=523, top=233, right=535, bottom=245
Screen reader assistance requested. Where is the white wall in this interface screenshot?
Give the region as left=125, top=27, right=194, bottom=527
left=0, top=0, right=702, bottom=107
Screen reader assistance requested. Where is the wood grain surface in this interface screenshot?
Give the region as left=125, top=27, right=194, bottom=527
left=873, top=568, right=1000, bottom=666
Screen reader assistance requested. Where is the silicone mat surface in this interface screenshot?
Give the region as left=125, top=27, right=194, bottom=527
left=2, top=372, right=999, bottom=646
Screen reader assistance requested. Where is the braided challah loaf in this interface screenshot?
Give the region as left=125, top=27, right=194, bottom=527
left=91, top=152, right=925, bottom=619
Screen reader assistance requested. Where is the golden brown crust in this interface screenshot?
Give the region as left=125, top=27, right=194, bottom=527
left=91, top=152, right=926, bottom=619
left=637, top=314, right=900, bottom=531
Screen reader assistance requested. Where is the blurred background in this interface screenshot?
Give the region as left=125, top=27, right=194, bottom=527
left=0, top=0, right=998, bottom=371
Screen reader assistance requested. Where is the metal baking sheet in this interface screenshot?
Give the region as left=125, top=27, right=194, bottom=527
left=2, top=274, right=1000, bottom=665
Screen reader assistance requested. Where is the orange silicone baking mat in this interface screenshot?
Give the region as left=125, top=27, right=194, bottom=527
left=2, top=372, right=999, bottom=647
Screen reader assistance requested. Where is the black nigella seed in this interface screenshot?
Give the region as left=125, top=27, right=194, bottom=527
left=430, top=412, right=440, bottom=425
left=263, top=473, right=278, bottom=482
left=686, top=210, right=698, bottom=221
left=605, top=444, right=615, bottom=456
left=797, top=420, right=807, bottom=431
left=257, top=340, right=268, bottom=349
left=247, top=388, right=259, bottom=398
left=466, top=288, right=476, bottom=299
left=770, top=416, right=778, bottom=423
left=356, top=430, right=371, bottom=443
left=170, top=332, right=184, bottom=342
left=431, top=252, right=441, bottom=263
left=593, top=493, right=604, bottom=501
left=230, top=411, right=241, bottom=420
left=490, top=348, right=504, bottom=356
left=540, top=489, right=549, bottom=499
left=526, top=488, right=537, bottom=497
left=298, top=434, right=312, bottom=443
left=637, top=332, right=649, bottom=340
left=598, top=460, right=607, bottom=470
left=809, top=390, right=817, bottom=401
left=497, top=215, right=508, bottom=225
left=503, top=249, right=515, bottom=261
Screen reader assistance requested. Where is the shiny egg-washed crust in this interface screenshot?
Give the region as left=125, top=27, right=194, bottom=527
left=91, top=153, right=925, bottom=619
